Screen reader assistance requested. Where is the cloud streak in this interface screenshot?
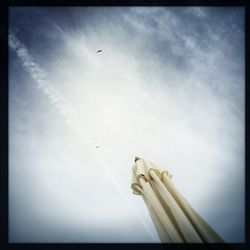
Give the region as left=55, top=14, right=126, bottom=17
left=9, top=32, right=158, bottom=242
left=9, top=7, right=244, bottom=243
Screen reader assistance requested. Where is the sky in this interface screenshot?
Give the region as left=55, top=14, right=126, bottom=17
left=9, top=7, right=245, bottom=243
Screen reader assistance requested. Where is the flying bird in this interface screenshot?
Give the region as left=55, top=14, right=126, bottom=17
left=95, top=146, right=99, bottom=148
left=96, top=50, right=102, bottom=53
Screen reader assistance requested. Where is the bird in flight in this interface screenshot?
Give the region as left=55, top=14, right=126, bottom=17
left=95, top=146, right=99, bottom=149
left=96, top=50, right=102, bottom=53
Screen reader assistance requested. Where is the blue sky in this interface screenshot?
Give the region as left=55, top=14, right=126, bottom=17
left=9, top=7, right=245, bottom=243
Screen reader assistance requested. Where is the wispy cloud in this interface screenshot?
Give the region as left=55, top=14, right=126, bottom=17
left=9, top=32, right=158, bottom=242
left=185, top=7, right=208, bottom=18
left=9, top=7, right=244, bottom=243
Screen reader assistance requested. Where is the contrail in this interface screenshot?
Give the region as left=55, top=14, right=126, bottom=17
left=9, top=32, right=158, bottom=242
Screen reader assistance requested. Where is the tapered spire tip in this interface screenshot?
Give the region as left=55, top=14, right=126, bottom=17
left=134, top=156, right=141, bottom=162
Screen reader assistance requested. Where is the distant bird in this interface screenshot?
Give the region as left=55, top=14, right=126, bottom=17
left=96, top=50, right=102, bottom=53
left=95, top=146, right=99, bottom=148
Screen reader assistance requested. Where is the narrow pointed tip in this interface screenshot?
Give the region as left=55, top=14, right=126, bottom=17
left=134, top=156, right=141, bottom=162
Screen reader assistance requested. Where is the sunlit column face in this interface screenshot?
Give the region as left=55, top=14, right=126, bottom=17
left=9, top=7, right=245, bottom=243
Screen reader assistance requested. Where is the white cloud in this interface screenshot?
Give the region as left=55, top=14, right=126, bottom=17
left=9, top=7, right=244, bottom=243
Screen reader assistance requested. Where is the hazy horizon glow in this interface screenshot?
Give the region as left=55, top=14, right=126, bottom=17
left=9, top=7, right=245, bottom=243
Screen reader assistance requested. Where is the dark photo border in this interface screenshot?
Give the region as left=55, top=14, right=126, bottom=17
left=0, top=1, right=249, bottom=250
